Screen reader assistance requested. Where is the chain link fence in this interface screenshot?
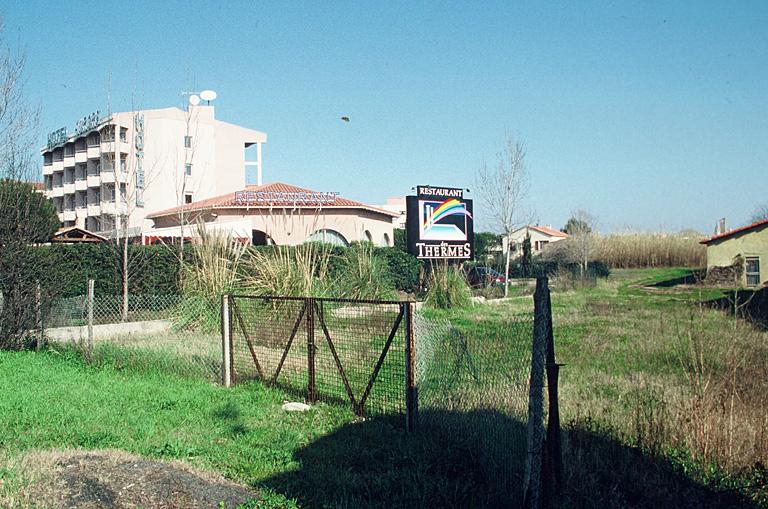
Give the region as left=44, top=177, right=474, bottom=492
left=40, top=288, right=222, bottom=382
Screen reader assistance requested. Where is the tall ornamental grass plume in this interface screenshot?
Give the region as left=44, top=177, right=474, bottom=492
left=241, top=242, right=333, bottom=297
left=177, top=221, right=247, bottom=331
left=338, top=242, right=397, bottom=300
left=424, top=263, right=472, bottom=309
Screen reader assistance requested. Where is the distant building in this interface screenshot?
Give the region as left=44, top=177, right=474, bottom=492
left=700, top=219, right=768, bottom=287
left=146, top=182, right=397, bottom=247
left=376, top=197, right=407, bottom=229
left=503, top=225, right=568, bottom=258
left=42, top=105, right=266, bottom=238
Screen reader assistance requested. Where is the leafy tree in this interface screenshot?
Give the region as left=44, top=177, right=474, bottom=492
left=473, top=231, right=501, bottom=262
left=562, top=216, right=592, bottom=235
left=0, top=180, right=60, bottom=349
left=394, top=228, right=407, bottom=251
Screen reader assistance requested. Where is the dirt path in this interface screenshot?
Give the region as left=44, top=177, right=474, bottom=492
left=7, top=449, right=258, bottom=509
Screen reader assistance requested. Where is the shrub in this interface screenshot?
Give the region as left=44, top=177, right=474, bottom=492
left=0, top=180, right=60, bottom=349
left=374, top=246, right=420, bottom=293
left=424, top=264, right=472, bottom=309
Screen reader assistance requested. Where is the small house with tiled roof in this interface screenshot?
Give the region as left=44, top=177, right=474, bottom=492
left=144, top=182, right=398, bottom=247
left=504, top=225, right=569, bottom=258
left=700, top=219, right=768, bottom=287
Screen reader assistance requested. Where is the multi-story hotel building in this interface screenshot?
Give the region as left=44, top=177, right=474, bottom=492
left=42, top=105, right=266, bottom=237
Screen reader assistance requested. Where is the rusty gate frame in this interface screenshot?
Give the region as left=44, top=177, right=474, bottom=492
left=226, top=295, right=416, bottom=422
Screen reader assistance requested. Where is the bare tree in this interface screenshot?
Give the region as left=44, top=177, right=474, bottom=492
left=564, top=208, right=598, bottom=278
left=0, top=20, right=39, bottom=181
left=750, top=204, right=768, bottom=223
left=476, top=135, right=529, bottom=296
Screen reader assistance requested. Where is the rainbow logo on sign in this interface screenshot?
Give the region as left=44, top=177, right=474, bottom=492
left=419, top=198, right=473, bottom=241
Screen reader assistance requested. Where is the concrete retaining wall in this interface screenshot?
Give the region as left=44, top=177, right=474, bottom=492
left=46, top=319, right=172, bottom=342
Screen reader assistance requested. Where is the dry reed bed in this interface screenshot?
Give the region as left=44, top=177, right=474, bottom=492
left=595, top=233, right=706, bottom=269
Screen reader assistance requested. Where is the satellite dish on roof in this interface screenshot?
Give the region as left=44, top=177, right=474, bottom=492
left=188, top=94, right=201, bottom=106
left=200, top=90, right=217, bottom=102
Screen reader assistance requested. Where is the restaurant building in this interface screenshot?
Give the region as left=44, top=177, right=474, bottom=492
left=146, top=182, right=398, bottom=247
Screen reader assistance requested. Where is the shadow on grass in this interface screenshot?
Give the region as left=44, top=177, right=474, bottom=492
left=709, top=287, right=768, bottom=330
left=257, top=410, right=762, bottom=509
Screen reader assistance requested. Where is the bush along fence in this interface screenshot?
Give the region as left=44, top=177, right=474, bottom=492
left=221, top=277, right=563, bottom=507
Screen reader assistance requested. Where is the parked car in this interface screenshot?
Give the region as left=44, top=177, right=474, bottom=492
left=466, top=266, right=506, bottom=287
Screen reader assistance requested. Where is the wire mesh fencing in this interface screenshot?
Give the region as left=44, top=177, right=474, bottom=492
left=40, top=289, right=222, bottom=383
left=227, top=296, right=408, bottom=417
left=413, top=312, right=535, bottom=506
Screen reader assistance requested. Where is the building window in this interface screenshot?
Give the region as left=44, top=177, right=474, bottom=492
left=184, top=135, right=192, bottom=148
left=184, top=193, right=193, bottom=204
left=745, top=257, right=760, bottom=287
left=185, top=163, right=192, bottom=176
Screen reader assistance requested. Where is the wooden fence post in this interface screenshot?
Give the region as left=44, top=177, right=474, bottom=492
left=404, top=301, right=418, bottom=432
left=35, top=281, right=42, bottom=351
left=86, top=279, right=94, bottom=359
left=306, top=298, right=316, bottom=403
left=544, top=279, right=563, bottom=498
left=523, top=277, right=549, bottom=509
left=221, top=294, right=232, bottom=387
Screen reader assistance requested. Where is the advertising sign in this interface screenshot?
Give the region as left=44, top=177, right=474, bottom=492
left=406, top=185, right=474, bottom=260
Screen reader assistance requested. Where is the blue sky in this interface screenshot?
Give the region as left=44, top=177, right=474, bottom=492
left=5, top=1, right=767, bottom=233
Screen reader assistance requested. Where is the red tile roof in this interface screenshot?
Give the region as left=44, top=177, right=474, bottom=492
left=530, top=225, right=569, bottom=238
left=700, top=219, right=768, bottom=245
left=147, top=182, right=398, bottom=219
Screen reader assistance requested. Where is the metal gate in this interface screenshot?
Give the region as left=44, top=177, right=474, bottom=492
left=222, top=295, right=416, bottom=422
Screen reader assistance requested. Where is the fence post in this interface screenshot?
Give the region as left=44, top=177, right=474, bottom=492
left=35, top=281, right=43, bottom=351
left=306, top=298, right=316, bottom=403
left=544, top=279, right=563, bottom=498
left=221, top=294, right=232, bottom=387
left=404, top=302, right=418, bottom=432
left=523, top=277, right=548, bottom=509
left=86, top=279, right=94, bottom=359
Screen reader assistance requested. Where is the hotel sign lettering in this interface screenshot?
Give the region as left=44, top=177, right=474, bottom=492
left=74, top=111, right=101, bottom=136
left=47, top=127, right=68, bottom=149
left=134, top=113, right=145, bottom=207
left=406, top=185, right=474, bottom=260
left=234, top=191, right=339, bottom=205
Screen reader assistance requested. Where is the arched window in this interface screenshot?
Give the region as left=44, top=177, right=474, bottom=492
left=306, top=229, right=349, bottom=247
left=381, top=233, right=391, bottom=247
left=251, top=229, right=273, bottom=246
left=364, top=230, right=373, bottom=243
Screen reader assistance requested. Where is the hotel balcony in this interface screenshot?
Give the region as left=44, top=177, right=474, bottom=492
left=75, top=179, right=87, bottom=191
left=74, top=151, right=87, bottom=164
left=63, top=155, right=75, bottom=168
left=86, top=145, right=100, bottom=159
left=100, top=141, right=130, bottom=154
left=52, top=160, right=64, bottom=171
left=87, top=203, right=101, bottom=216
left=63, top=182, right=75, bottom=195
left=87, top=174, right=101, bottom=188
left=101, top=170, right=115, bottom=184
left=50, top=187, right=64, bottom=198
left=43, top=164, right=53, bottom=176
left=63, top=210, right=76, bottom=222
left=101, top=201, right=128, bottom=216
